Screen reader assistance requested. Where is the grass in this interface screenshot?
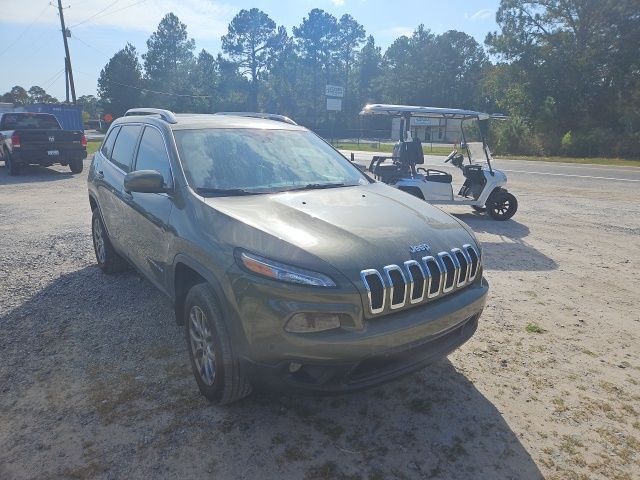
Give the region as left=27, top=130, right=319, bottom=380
left=526, top=323, right=546, bottom=334
left=335, top=142, right=640, bottom=167
left=87, top=140, right=101, bottom=155
left=333, top=141, right=452, bottom=156
left=494, top=154, right=640, bottom=167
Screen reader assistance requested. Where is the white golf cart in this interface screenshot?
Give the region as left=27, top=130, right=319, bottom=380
left=359, top=104, right=518, bottom=220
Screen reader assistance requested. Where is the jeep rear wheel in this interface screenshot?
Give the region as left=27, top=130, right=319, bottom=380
left=487, top=192, right=518, bottom=220
left=184, top=284, right=251, bottom=404
left=91, top=209, right=128, bottom=273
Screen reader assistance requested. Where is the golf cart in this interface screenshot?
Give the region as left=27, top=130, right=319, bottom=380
left=359, top=104, right=518, bottom=220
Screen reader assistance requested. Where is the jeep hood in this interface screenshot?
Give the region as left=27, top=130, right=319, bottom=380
left=204, top=182, right=476, bottom=274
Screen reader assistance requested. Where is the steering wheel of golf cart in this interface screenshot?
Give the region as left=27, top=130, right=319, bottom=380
left=444, top=150, right=458, bottom=163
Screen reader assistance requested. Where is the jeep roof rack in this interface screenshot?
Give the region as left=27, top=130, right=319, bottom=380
left=125, top=108, right=177, bottom=124
left=215, top=112, right=298, bottom=126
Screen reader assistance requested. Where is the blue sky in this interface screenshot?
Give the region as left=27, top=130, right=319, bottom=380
left=0, top=0, right=499, bottom=99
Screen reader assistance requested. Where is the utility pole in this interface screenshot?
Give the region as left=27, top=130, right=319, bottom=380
left=57, top=0, right=76, bottom=104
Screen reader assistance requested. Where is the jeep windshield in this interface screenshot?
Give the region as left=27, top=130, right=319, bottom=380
left=174, top=128, right=369, bottom=196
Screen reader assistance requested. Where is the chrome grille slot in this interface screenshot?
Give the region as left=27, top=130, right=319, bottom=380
left=423, top=256, right=442, bottom=298
left=452, top=248, right=469, bottom=286
left=360, top=269, right=385, bottom=314
left=360, top=244, right=481, bottom=315
left=438, top=252, right=457, bottom=293
left=464, top=244, right=479, bottom=281
left=383, top=265, right=407, bottom=309
left=404, top=260, right=426, bottom=304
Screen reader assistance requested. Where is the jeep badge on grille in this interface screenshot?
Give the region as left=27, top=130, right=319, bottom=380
left=409, top=243, right=430, bottom=254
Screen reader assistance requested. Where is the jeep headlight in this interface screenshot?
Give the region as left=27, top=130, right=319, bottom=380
left=236, top=250, right=336, bottom=287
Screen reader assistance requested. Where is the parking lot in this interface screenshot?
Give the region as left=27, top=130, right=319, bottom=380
left=1, top=155, right=639, bottom=480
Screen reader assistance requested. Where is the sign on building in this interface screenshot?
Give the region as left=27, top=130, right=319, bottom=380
left=327, top=98, right=342, bottom=111
left=325, top=85, right=345, bottom=98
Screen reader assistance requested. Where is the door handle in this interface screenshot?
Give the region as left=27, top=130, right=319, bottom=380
left=96, top=170, right=104, bottom=178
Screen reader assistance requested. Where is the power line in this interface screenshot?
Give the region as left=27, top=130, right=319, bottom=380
left=68, top=0, right=122, bottom=28
left=70, top=33, right=109, bottom=56
left=110, top=80, right=214, bottom=98
left=67, top=0, right=150, bottom=29
left=38, top=67, right=67, bottom=87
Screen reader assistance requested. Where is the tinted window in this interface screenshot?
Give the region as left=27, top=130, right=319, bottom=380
left=0, top=113, right=61, bottom=130
left=134, top=127, right=172, bottom=187
left=110, top=125, right=141, bottom=172
left=100, top=126, right=120, bottom=159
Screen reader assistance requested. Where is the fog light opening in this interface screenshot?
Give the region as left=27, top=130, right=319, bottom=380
left=284, top=312, right=342, bottom=333
left=288, top=362, right=302, bottom=373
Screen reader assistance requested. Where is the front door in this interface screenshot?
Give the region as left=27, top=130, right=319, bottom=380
left=120, top=125, right=174, bottom=293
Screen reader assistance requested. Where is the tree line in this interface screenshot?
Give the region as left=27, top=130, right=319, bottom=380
left=3, top=1, right=638, bottom=158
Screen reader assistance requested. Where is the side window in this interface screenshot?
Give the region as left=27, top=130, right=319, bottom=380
left=134, top=127, right=173, bottom=188
left=110, top=125, right=142, bottom=172
left=100, top=126, right=120, bottom=159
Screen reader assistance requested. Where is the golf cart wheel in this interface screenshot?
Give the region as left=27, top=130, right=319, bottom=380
left=487, top=192, right=518, bottom=220
left=471, top=205, right=486, bottom=212
left=184, top=284, right=252, bottom=405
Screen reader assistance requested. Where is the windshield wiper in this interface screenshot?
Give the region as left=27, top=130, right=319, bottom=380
left=286, top=182, right=347, bottom=192
left=196, top=187, right=262, bottom=197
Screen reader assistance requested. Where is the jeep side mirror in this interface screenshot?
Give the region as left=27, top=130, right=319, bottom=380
left=124, top=170, right=167, bottom=193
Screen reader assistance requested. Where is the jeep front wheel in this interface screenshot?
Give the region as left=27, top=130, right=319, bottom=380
left=184, top=284, right=251, bottom=404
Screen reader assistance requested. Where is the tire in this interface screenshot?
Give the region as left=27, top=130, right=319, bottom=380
left=69, top=158, right=83, bottom=174
left=471, top=205, right=486, bottom=212
left=184, top=283, right=252, bottom=404
left=91, top=209, right=128, bottom=273
left=5, top=150, right=20, bottom=176
left=487, top=192, right=518, bottom=220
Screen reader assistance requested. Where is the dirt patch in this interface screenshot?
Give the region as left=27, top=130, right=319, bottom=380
left=1, top=161, right=638, bottom=479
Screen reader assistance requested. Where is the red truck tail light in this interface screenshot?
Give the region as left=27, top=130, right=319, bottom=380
left=81, top=134, right=87, bottom=147
left=11, top=133, right=21, bottom=148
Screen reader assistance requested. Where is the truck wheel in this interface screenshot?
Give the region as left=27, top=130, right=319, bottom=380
left=184, top=284, right=252, bottom=405
left=69, top=158, right=83, bottom=174
left=487, top=192, right=518, bottom=220
left=91, top=209, right=128, bottom=273
left=5, top=151, right=20, bottom=176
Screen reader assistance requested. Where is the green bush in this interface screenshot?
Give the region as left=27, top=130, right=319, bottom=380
left=489, top=116, right=543, bottom=156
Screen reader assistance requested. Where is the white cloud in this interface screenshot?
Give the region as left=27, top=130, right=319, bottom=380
left=466, top=9, right=494, bottom=21
left=331, top=0, right=346, bottom=5
left=1, top=0, right=238, bottom=40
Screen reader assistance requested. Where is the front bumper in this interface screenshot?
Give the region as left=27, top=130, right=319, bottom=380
left=235, top=276, right=488, bottom=393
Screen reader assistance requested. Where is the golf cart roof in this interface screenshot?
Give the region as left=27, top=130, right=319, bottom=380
left=360, top=104, right=491, bottom=121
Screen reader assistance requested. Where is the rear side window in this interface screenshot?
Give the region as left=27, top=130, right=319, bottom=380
left=0, top=113, right=61, bottom=130
left=134, top=126, right=173, bottom=188
left=100, top=126, right=120, bottom=159
left=110, top=125, right=142, bottom=172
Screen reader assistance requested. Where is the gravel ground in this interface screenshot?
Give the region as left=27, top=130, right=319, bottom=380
left=0, top=159, right=639, bottom=480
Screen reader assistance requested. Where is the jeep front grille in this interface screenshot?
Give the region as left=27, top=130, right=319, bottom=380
left=360, top=244, right=480, bottom=315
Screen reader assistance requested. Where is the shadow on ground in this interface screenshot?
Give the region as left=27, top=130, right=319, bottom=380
left=0, top=266, right=543, bottom=479
left=455, top=214, right=558, bottom=272
left=0, top=161, right=76, bottom=185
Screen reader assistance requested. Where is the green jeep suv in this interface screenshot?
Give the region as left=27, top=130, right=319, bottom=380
left=87, top=108, right=488, bottom=404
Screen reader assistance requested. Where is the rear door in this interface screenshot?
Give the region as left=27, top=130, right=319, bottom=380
left=120, top=125, right=174, bottom=292
left=96, top=124, right=142, bottom=251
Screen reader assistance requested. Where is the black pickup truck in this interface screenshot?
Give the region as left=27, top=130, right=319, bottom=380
left=0, top=112, right=87, bottom=175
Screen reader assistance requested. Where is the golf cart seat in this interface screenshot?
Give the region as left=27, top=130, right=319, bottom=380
left=463, top=164, right=485, bottom=183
